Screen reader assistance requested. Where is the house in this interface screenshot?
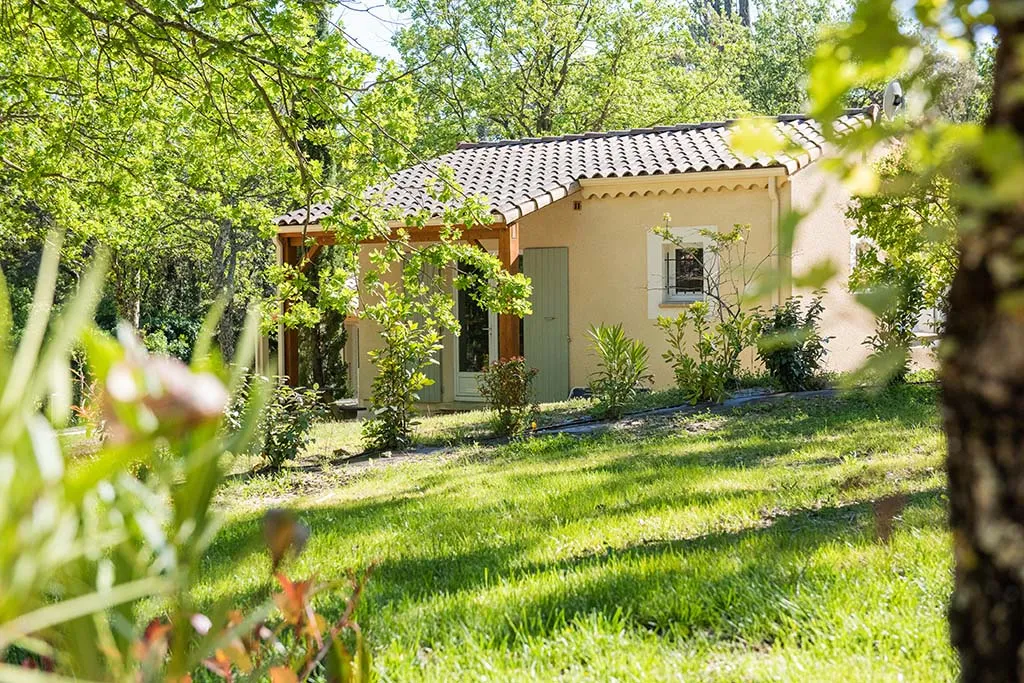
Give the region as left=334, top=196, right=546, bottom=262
left=273, top=107, right=879, bottom=406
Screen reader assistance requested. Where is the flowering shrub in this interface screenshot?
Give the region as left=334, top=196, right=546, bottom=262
left=478, top=357, right=538, bottom=436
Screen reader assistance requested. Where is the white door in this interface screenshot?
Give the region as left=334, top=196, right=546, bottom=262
left=454, top=280, right=497, bottom=401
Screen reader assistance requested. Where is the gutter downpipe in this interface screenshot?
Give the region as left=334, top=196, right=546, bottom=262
left=767, top=175, right=781, bottom=306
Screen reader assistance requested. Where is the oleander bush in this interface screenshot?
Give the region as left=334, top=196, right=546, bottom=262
left=587, top=323, right=652, bottom=418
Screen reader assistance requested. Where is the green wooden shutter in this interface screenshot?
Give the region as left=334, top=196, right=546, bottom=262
left=522, top=247, right=569, bottom=403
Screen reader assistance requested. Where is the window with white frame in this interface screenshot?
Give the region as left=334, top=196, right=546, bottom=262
left=662, top=244, right=705, bottom=302
left=646, top=225, right=716, bottom=319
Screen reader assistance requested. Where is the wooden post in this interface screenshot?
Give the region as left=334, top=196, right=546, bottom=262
left=282, top=236, right=301, bottom=386
left=497, top=223, right=521, bottom=360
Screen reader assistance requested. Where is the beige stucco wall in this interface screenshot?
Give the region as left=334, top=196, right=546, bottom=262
left=349, top=165, right=874, bottom=403
left=787, top=154, right=876, bottom=372
left=516, top=173, right=781, bottom=390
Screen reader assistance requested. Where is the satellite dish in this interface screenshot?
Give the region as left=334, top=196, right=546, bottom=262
left=883, top=80, right=904, bottom=120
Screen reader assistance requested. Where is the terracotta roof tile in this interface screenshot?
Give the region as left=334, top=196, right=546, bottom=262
left=275, top=108, right=875, bottom=227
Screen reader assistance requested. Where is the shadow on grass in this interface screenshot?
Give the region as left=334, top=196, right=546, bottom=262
left=198, top=385, right=946, bottom=658
left=369, top=489, right=946, bottom=651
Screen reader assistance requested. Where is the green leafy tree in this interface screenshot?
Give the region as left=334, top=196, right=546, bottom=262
left=392, top=0, right=751, bottom=153
left=740, top=0, right=839, bottom=115
left=848, top=148, right=958, bottom=367
left=0, top=0, right=419, bottom=362
left=356, top=178, right=532, bottom=451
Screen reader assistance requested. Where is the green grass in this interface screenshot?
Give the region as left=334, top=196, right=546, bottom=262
left=307, top=387, right=701, bottom=459
left=200, top=385, right=954, bottom=681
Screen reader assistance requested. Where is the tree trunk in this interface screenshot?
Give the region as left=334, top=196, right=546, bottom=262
left=943, top=5, right=1024, bottom=679
left=211, top=219, right=238, bottom=360
left=111, top=251, right=142, bottom=330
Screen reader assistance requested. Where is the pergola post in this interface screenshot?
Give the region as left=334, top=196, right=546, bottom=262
left=497, top=223, right=521, bottom=360
left=280, top=235, right=301, bottom=386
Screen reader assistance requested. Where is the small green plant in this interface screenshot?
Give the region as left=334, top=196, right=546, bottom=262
left=587, top=323, right=652, bottom=418
left=756, top=293, right=831, bottom=392
left=229, top=375, right=327, bottom=470
left=657, top=301, right=760, bottom=404
left=478, top=357, right=539, bottom=436
left=861, top=263, right=926, bottom=385
left=361, top=302, right=443, bottom=451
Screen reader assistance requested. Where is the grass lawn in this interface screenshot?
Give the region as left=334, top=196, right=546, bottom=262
left=306, top=387, right=698, bottom=459
left=200, top=385, right=953, bottom=681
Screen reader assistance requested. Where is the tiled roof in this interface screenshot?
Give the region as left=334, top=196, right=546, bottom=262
left=275, top=108, right=875, bottom=227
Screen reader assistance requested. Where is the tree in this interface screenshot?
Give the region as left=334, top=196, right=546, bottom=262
left=941, top=8, right=1024, bottom=676
left=847, top=147, right=959, bottom=353
left=740, top=0, right=838, bottom=115
left=355, top=177, right=532, bottom=451
left=0, top=0, right=418, bottom=360
left=795, top=0, right=1020, bottom=673
left=392, top=0, right=751, bottom=153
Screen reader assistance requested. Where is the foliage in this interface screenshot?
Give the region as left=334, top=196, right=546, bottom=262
left=0, top=241, right=378, bottom=681
left=756, top=293, right=831, bottom=392
left=230, top=376, right=328, bottom=471
left=358, top=179, right=532, bottom=452
left=740, top=0, right=840, bottom=115
left=259, top=382, right=327, bottom=471
left=478, top=357, right=539, bottom=437
left=587, top=323, right=652, bottom=418
left=861, top=263, right=926, bottom=385
left=649, top=221, right=767, bottom=404
left=657, top=301, right=760, bottom=404
left=360, top=300, right=441, bottom=452
left=847, top=148, right=958, bottom=337
left=0, top=0, right=415, bottom=374
left=393, top=0, right=751, bottom=153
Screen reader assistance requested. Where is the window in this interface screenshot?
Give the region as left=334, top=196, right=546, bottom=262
left=663, top=245, right=705, bottom=302
left=646, top=225, right=716, bottom=319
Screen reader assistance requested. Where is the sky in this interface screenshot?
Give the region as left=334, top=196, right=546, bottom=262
left=334, top=1, right=406, bottom=61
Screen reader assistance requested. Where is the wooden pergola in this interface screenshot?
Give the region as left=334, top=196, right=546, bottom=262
left=274, top=221, right=521, bottom=387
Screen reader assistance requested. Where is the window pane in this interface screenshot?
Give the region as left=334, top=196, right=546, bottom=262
left=457, top=263, right=490, bottom=372
left=673, top=248, right=703, bottom=295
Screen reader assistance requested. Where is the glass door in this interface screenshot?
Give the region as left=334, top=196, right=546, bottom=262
left=454, top=269, right=497, bottom=400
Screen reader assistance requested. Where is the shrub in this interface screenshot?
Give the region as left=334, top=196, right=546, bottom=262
left=861, top=263, right=926, bottom=385
left=361, top=309, right=441, bottom=451
left=756, top=293, right=831, bottom=392
left=478, top=357, right=539, bottom=436
left=587, top=323, right=652, bottom=418
left=229, top=375, right=326, bottom=470
left=657, top=301, right=760, bottom=404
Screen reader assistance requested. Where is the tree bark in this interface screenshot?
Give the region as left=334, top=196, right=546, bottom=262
left=943, top=5, right=1024, bottom=679
left=211, top=219, right=238, bottom=360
